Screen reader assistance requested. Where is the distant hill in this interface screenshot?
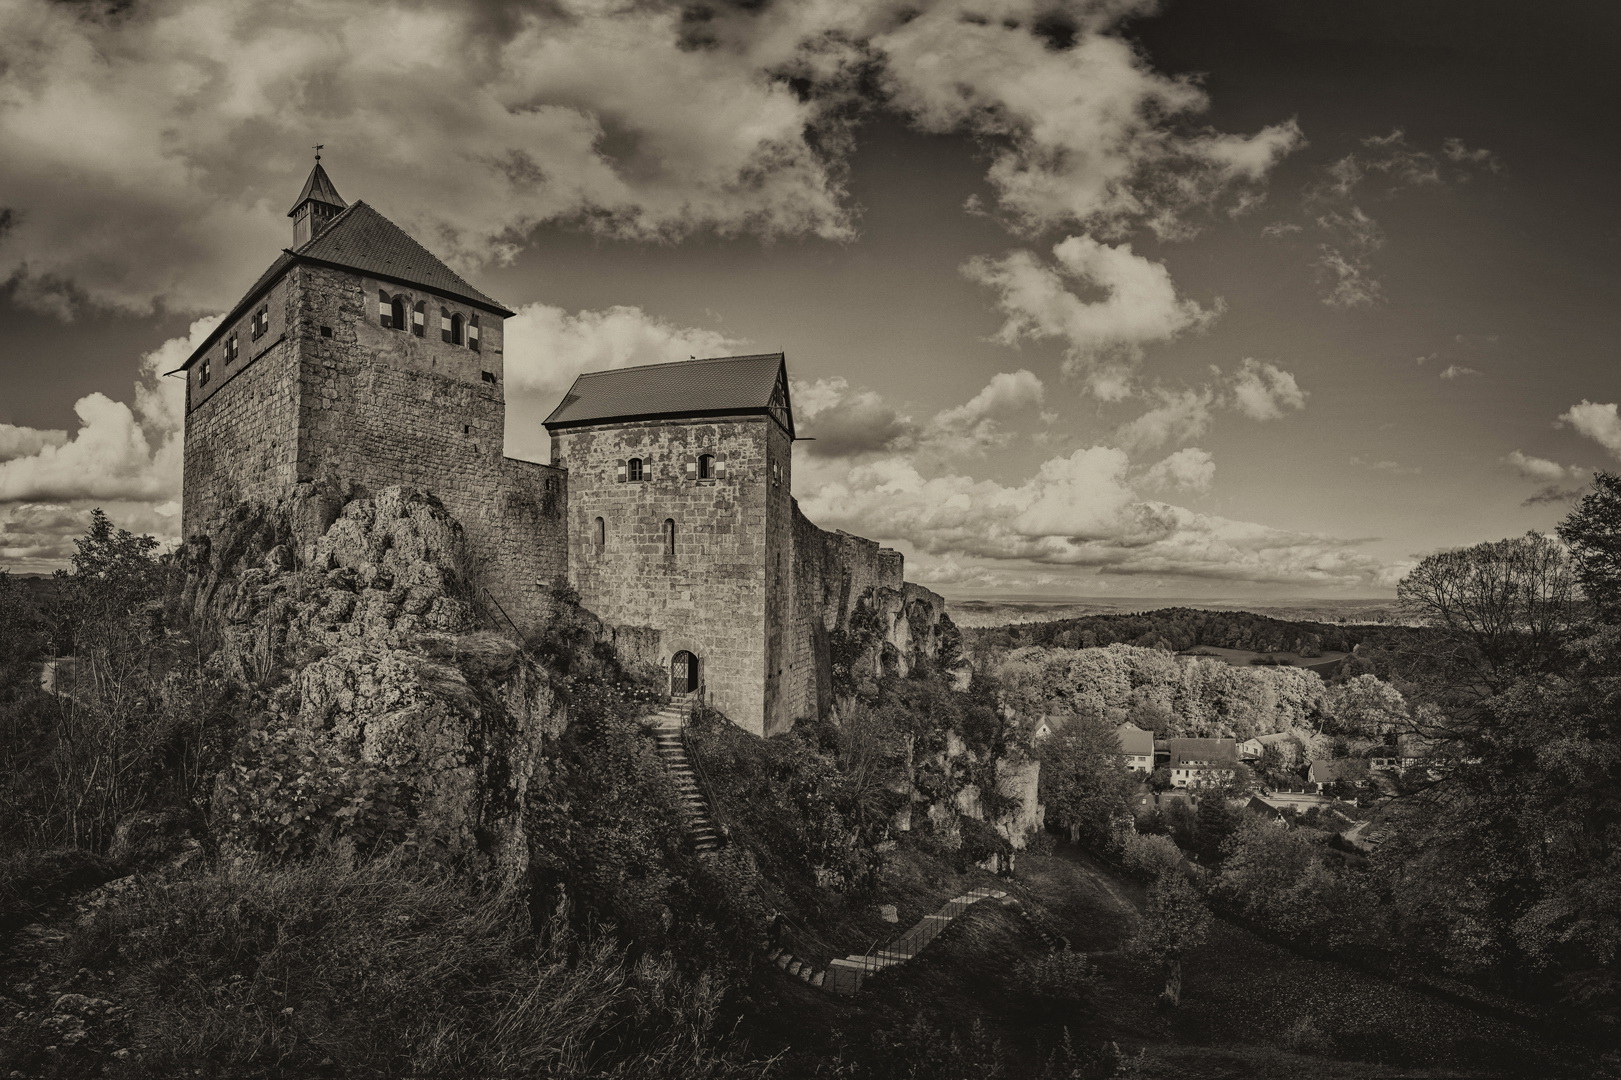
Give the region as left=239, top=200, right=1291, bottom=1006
left=947, top=596, right=1404, bottom=629
left=962, top=605, right=1419, bottom=661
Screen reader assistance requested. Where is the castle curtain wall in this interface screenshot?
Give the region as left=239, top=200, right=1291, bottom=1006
left=554, top=415, right=772, bottom=733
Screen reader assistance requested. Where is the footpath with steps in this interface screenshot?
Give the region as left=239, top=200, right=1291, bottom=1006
left=769, top=887, right=1013, bottom=996
left=647, top=701, right=725, bottom=855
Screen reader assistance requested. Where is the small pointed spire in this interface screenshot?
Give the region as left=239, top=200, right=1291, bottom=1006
left=288, top=151, right=347, bottom=246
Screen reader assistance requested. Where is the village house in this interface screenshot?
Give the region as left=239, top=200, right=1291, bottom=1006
left=1163, top=737, right=1240, bottom=789
left=1115, top=722, right=1156, bottom=772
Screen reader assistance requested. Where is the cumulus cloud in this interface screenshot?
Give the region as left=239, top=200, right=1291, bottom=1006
left=0, top=0, right=1303, bottom=318
left=794, top=369, right=1045, bottom=460
left=0, top=317, right=212, bottom=505
left=1228, top=358, right=1307, bottom=420
left=1505, top=450, right=1578, bottom=483
left=1114, top=387, right=1215, bottom=451
left=1559, top=400, right=1621, bottom=459
left=1439, top=364, right=1480, bottom=380
left=1140, top=447, right=1215, bottom=492
left=0, top=424, right=67, bottom=461
left=503, top=302, right=743, bottom=405
left=964, top=235, right=1218, bottom=398
left=799, top=446, right=1394, bottom=587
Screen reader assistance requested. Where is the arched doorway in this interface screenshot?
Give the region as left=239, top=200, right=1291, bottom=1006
left=670, top=651, right=699, bottom=696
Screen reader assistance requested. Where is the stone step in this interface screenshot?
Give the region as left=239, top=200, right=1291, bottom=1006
left=811, top=970, right=826, bottom=988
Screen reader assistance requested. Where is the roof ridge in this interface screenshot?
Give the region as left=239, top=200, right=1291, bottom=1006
left=573, top=352, right=784, bottom=380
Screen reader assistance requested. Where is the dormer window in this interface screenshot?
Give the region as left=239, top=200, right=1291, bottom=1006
left=469, top=315, right=480, bottom=352
left=199, top=357, right=211, bottom=386
left=251, top=305, right=269, bottom=340
left=627, top=457, right=644, bottom=482
left=224, top=335, right=239, bottom=365
left=412, top=302, right=426, bottom=337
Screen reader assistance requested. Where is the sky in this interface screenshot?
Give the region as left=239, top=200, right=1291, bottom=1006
left=2, top=0, right=1619, bottom=600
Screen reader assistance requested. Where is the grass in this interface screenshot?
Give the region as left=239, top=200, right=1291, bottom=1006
left=0, top=854, right=775, bottom=1080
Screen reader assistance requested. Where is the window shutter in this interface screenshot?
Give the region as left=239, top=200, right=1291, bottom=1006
left=714, top=459, right=727, bottom=480
left=685, top=458, right=697, bottom=479
left=615, top=463, right=627, bottom=483
left=441, top=310, right=452, bottom=343
left=378, top=295, right=391, bottom=326
left=469, top=317, right=480, bottom=352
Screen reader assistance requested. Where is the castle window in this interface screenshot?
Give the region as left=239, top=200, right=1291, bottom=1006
left=469, top=315, right=480, bottom=352
left=481, top=370, right=496, bottom=384
left=412, top=302, right=426, bottom=337
left=379, top=291, right=392, bottom=327
left=251, top=305, right=269, bottom=340
left=663, top=518, right=676, bottom=555
left=199, top=357, right=211, bottom=386
left=390, top=296, right=406, bottom=332
left=451, top=313, right=466, bottom=346
left=697, top=453, right=715, bottom=480
left=627, top=457, right=644, bottom=482
left=224, top=334, right=239, bottom=364
left=771, top=461, right=781, bottom=487
left=320, top=326, right=333, bottom=338
left=593, top=516, right=605, bottom=554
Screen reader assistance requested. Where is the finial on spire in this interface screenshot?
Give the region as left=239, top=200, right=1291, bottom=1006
left=313, top=143, right=323, bottom=162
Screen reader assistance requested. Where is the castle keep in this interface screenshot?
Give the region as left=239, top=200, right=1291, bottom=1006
left=177, top=163, right=945, bottom=736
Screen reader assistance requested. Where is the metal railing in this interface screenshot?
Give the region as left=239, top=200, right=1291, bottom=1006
left=677, top=696, right=730, bottom=847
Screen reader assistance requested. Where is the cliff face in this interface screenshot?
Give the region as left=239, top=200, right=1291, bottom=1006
left=183, top=483, right=567, bottom=877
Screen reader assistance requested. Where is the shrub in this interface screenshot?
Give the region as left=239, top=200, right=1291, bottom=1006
left=3, top=855, right=773, bottom=1079
left=1278, top=1013, right=1332, bottom=1054
left=1013, top=948, right=1102, bottom=1013
left=1118, top=831, right=1182, bottom=880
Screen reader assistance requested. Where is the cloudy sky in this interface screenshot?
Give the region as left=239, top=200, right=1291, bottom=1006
left=2, top=0, right=1619, bottom=599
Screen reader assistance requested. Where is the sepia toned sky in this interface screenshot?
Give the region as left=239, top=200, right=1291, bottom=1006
left=2, top=0, right=1619, bottom=599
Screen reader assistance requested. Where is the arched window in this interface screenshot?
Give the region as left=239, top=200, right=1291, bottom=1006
left=663, top=518, right=676, bottom=555
left=451, top=313, right=465, bottom=346
left=593, top=517, right=605, bottom=553
left=627, top=457, right=644, bottom=482
left=697, top=453, right=715, bottom=480
left=390, top=295, right=406, bottom=332
left=412, top=301, right=426, bottom=337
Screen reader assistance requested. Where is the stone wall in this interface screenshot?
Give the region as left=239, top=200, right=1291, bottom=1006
left=181, top=290, right=301, bottom=540
left=552, top=415, right=775, bottom=732
left=289, top=264, right=563, bottom=630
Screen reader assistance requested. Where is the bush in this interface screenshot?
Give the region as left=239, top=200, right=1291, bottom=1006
left=1118, top=831, right=1182, bottom=880
left=1278, top=1013, right=1332, bottom=1054
left=1013, top=948, right=1102, bottom=1013
left=1, top=855, right=772, bottom=1079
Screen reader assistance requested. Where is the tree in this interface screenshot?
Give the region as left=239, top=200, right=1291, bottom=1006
left=1036, top=711, right=1138, bottom=846
left=1558, top=470, right=1621, bottom=621
left=1194, top=795, right=1237, bottom=862
left=1128, top=869, right=1210, bottom=1007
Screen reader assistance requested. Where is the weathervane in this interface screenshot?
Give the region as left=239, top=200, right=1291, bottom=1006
left=313, top=143, right=323, bottom=162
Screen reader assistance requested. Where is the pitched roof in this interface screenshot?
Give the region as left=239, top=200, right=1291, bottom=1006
left=179, top=200, right=513, bottom=371
left=1115, top=723, right=1155, bottom=757
left=288, top=162, right=346, bottom=215
left=543, top=354, right=791, bottom=432
left=1308, top=758, right=1369, bottom=783
left=1166, top=738, right=1239, bottom=768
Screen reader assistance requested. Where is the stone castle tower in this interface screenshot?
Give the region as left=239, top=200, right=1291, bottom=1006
left=179, top=163, right=940, bottom=736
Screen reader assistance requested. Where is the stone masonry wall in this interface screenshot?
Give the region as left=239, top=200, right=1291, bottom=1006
left=181, top=274, right=300, bottom=540
left=553, top=415, right=773, bottom=733
left=290, top=264, right=563, bottom=630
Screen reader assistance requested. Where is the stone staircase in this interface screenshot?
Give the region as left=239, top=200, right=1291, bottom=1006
left=648, top=701, right=725, bottom=855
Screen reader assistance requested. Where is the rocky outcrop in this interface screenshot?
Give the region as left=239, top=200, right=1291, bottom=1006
left=182, top=483, right=569, bottom=878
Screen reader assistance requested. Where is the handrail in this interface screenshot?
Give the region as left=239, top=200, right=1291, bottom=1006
left=679, top=699, right=729, bottom=847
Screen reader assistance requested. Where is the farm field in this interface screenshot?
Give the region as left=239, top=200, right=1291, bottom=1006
left=1180, top=645, right=1349, bottom=676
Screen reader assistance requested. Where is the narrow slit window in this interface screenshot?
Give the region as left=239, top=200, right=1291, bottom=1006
left=697, top=453, right=714, bottom=480
left=390, top=296, right=406, bottom=332
left=627, top=457, right=644, bottom=482
left=663, top=518, right=676, bottom=556
left=593, top=517, right=606, bottom=554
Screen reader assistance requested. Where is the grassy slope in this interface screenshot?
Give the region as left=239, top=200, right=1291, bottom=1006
left=742, top=842, right=1598, bottom=1079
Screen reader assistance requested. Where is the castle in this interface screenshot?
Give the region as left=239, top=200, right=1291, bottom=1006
left=177, top=162, right=946, bottom=736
